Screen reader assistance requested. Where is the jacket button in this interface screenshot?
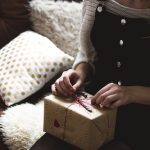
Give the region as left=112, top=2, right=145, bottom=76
left=121, top=19, right=126, bottom=25
left=97, top=6, right=103, bottom=13
left=117, top=61, right=121, bottom=68
left=118, top=81, right=122, bottom=85
left=119, top=40, right=124, bottom=46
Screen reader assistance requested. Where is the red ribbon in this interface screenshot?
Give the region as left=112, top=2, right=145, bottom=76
left=62, top=92, right=94, bottom=139
left=53, top=92, right=110, bottom=143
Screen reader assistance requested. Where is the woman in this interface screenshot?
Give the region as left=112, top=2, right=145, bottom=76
left=51, top=0, right=150, bottom=149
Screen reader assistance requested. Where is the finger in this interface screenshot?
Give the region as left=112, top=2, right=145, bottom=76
left=55, top=80, right=67, bottom=96
left=110, top=100, right=122, bottom=109
left=51, top=84, right=58, bottom=96
left=92, top=94, right=106, bottom=105
left=95, top=94, right=118, bottom=105
left=91, top=83, right=114, bottom=104
left=72, top=79, right=82, bottom=91
left=58, top=77, right=72, bottom=96
left=63, top=76, right=75, bottom=92
left=102, top=94, right=119, bottom=106
left=96, top=89, right=116, bottom=104
left=63, top=70, right=78, bottom=91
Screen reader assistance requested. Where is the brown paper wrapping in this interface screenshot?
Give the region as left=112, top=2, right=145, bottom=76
left=44, top=93, right=117, bottom=150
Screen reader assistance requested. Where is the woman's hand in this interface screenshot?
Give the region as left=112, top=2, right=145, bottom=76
left=91, top=83, right=132, bottom=109
left=51, top=69, right=85, bottom=97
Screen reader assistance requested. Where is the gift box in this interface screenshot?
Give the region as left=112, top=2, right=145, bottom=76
left=44, top=92, right=117, bottom=150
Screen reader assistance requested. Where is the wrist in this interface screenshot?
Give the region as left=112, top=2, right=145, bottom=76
left=126, top=86, right=150, bottom=105
left=75, top=68, right=87, bottom=83
left=126, top=86, right=137, bottom=103
left=74, top=62, right=91, bottom=82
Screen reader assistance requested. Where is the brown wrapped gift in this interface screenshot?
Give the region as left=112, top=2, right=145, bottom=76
left=44, top=92, right=117, bottom=150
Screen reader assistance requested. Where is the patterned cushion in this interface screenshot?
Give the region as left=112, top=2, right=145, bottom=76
left=0, top=31, right=74, bottom=106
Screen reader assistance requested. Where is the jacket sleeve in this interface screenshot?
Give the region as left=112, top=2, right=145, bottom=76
left=72, top=0, right=98, bottom=73
left=0, top=0, right=31, bottom=49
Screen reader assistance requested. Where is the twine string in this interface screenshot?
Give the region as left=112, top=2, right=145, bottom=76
left=62, top=91, right=93, bottom=139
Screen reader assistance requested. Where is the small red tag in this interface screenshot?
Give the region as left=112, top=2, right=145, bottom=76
left=54, top=119, right=60, bottom=128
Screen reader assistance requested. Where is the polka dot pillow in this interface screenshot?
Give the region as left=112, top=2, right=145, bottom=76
left=0, top=31, right=74, bottom=106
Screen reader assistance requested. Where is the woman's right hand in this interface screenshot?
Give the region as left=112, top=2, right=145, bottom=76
left=51, top=69, right=84, bottom=96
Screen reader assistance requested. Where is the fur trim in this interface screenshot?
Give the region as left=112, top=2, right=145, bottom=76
left=0, top=101, right=45, bottom=150
left=30, top=0, right=82, bottom=57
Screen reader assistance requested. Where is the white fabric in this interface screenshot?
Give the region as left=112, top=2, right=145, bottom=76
left=30, top=0, right=82, bottom=57
left=0, top=101, right=44, bottom=150
left=0, top=31, right=74, bottom=106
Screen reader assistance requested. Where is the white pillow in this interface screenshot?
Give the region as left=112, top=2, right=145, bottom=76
left=0, top=31, right=74, bottom=106
left=29, top=0, right=82, bottom=57
left=0, top=101, right=45, bottom=150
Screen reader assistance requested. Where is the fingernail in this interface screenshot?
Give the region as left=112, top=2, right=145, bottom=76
left=99, top=103, right=104, bottom=108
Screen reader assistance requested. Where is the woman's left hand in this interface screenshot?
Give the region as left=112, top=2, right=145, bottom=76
left=91, top=83, right=132, bottom=109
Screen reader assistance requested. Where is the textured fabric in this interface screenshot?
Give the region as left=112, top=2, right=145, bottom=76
left=0, top=31, right=74, bottom=106
left=101, top=0, right=150, bottom=19
left=0, top=101, right=45, bottom=150
left=0, top=0, right=31, bottom=49
left=29, top=0, right=82, bottom=57
left=86, top=4, right=150, bottom=150
left=73, top=0, right=150, bottom=70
